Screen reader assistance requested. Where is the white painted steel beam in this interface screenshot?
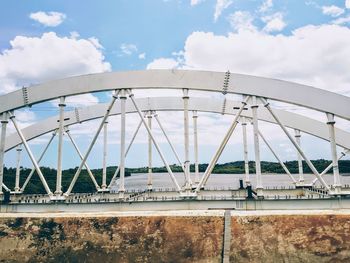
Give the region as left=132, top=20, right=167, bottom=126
left=102, top=119, right=108, bottom=190
left=183, top=89, right=191, bottom=190
left=0, top=112, right=8, bottom=194
left=241, top=117, right=250, bottom=185
left=326, top=113, right=341, bottom=193
left=65, top=129, right=100, bottom=191
left=258, top=129, right=297, bottom=184
left=14, top=145, right=22, bottom=192
left=128, top=91, right=182, bottom=192
left=56, top=96, right=65, bottom=195
left=118, top=90, right=127, bottom=198
left=193, top=111, right=199, bottom=184
left=260, top=98, right=331, bottom=191
left=250, top=96, right=263, bottom=197
left=196, top=96, right=250, bottom=192
left=294, top=129, right=304, bottom=185
left=21, top=131, right=57, bottom=193
left=6, top=97, right=350, bottom=152
left=1, top=70, right=350, bottom=121
left=64, top=91, right=119, bottom=196
left=108, top=120, right=143, bottom=189
left=8, top=112, right=52, bottom=196
left=147, top=111, right=153, bottom=190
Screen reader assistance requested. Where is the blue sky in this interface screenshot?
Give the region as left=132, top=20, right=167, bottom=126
left=1, top=0, right=350, bottom=169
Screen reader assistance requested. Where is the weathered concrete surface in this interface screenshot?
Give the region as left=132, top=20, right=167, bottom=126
left=0, top=212, right=224, bottom=263
left=0, top=210, right=349, bottom=262
left=231, top=213, right=350, bottom=263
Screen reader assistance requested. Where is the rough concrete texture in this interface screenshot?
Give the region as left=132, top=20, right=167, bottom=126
left=231, top=214, right=350, bottom=263
left=0, top=211, right=349, bottom=262
left=0, top=215, right=224, bottom=263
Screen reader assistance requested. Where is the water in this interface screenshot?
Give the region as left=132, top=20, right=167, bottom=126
left=113, top=172, right=350, bottom=191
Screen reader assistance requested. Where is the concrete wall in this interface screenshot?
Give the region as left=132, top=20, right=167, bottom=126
left=0, top=211, right=349, bottom=262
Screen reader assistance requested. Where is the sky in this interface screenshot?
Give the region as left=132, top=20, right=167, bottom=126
left=1, top=0, right=350, bottom=170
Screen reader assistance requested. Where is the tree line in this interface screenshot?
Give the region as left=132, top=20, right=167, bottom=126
left=3, top=159, right=350, bottom=194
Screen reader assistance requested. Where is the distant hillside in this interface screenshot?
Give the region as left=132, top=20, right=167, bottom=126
left=3, top=159, right=350, bottom=194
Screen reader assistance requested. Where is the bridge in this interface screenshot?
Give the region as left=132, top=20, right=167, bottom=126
left=0, top=69, right=350, bottom=212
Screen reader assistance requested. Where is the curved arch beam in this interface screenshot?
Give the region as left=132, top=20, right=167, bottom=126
left=1, top=70, right=350, bottom=120
left=5, top=97, right=350, bottom=152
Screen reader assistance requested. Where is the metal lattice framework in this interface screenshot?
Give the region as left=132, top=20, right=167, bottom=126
left=0, top=69, right=349, bottom=202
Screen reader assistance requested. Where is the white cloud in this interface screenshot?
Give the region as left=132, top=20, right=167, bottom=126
left=119, top=43, right=138, bottom=55
left=259, top=0, right=273, bottom=13
left=29, top=11, right=66, bottom=27
left=138, top=53, right=146, bottom=59
left=147, top=58, right=179, bottom=69
left=214, top=0, right=233, bottom=21
left=262, top=12, right=286, bottom=32
left=228, top=11, right=256, bottom=32
left=0, top=32, right=111, bottom=94
left=332, top=15, right=350, bottom=25
left=171, top=24, right=350, bottom=95
left=322, top=5, right=344, bottom=17
left=346, top=0, right=350, bottom=9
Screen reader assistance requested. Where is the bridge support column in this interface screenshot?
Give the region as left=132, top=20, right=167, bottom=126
left=196, top=96, right=250, bottom=192
left=65, top=128, right=100, bottom=191
left=119, top=89, right=127, bottom=199
left=294, top=129, right=304, bottom=186
left=193, top=111, right=199, bottom=184
left=0, top=112, right=8, bottom=195
left=108, top=120, right=142, bottom=189
left=64, top=90, right=119, bottom=196
left=9, top=112, right=53, bottom=196
left=261, top=97, right=331, bottom=192
left=154, top=113, right=185, bottom=173
left=128, top=91, right=182, bottom=192
left=251, top=96, right=263, bottom=197
left=21, top=130, right=57, bottom=193
left=102, top=119, right=108, bottom=190
left=241, top=117, right=250, bottom=185
left=326, top=113, right=342, bottom=194
left=183, top=89, right=191, bottom=191
left=56, top=97, right=65, bottom=195
left=14, top=145, right=22, bottom=192
left=147, top=111, right=153, bottom=190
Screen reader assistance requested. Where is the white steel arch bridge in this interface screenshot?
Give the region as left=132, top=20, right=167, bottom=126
left=0, top=70, right=350, bottom=212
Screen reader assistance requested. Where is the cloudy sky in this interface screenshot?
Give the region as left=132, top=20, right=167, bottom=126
left=1, top=0, right=350, bottom=170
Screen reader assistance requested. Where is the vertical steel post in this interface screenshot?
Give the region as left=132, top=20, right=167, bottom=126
left=196, top=96, right=250, bottom=192
left=21, top=130, right=57, bottom=193
left=0, top=112, right=8, bottom=195
left=183, top=89, right=191, bottom=190
left=128, top=92, right=182, bottom=192
left=261, top=97, right=330, bottom=191
left=9, top=112, right=52, bottom=196
left=294, top=129, right=304, bottom=185
left=102, top=119, right=108, bottom=189
left=56, top=96, right=65, bottom=195
left=326, top=113, right=342, bottom=194
left=65, top=129, right=100, bottom=191
left=147, top=111, right=153, bottom=190
left=64, top=91, right=119, bottom=196
left=241, top=117, right=250, bottom=185
left=251, top=96, right=263, bottom=197
left=108, top=120, right=143, bottom=188
left=14, top=145, right=22, bottom=192
left=118, top=89, right=127, bottom=198
left=193, top=111, right=199, bottom=184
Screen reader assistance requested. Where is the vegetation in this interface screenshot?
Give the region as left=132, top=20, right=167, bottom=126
left=3, top=159, right=350, bottom=194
